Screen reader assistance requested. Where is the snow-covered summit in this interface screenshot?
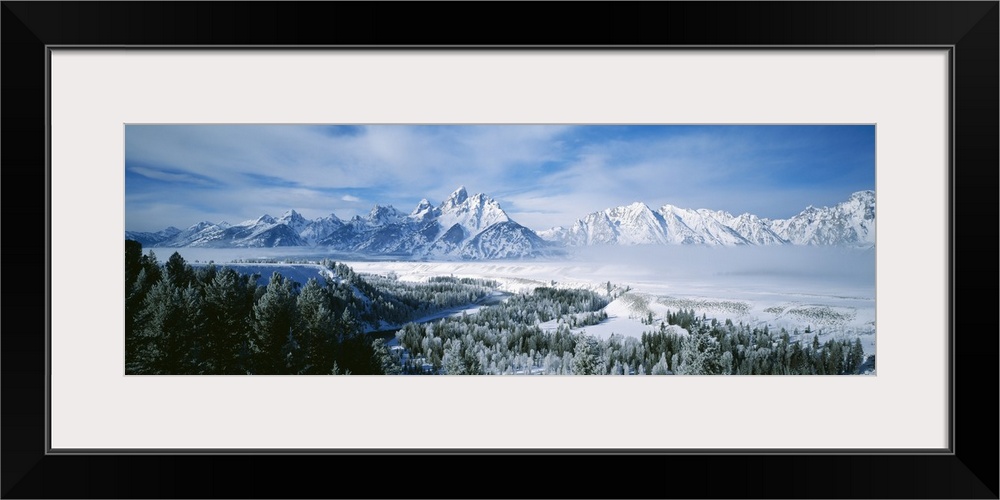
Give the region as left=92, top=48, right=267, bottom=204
left=436, top=189, right=511, bottom=239
left=254, top=214, right=277, bottom=225
left=409, top=198, right=436, bottom=221
left=771, top=190, right=874, bottom=246
left=444, top=185, right=469, bottom=207
left=541, top=191, right=875, bottom=248
left=361, top=204, right=405, bottom=228
left=278, top=209, right=310, bottom=233
left=128, top=186, right=549, bottom=258
left=127, top=187, right=872, bottom=255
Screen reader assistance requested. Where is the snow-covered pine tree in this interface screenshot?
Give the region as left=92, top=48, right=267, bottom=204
left=297, top=278, right=336, bottom=374
left=571, top=335, right=598, bottom=375
left=251, top=272, right=298, bottom=374
left=202, top=267, right=257, bottom=374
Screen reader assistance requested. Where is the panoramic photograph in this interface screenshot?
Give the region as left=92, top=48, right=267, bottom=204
left=125, top=124, right=875, bottom=375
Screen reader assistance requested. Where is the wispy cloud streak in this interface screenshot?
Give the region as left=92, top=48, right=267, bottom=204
left=125, top=125, right=874, bottom=232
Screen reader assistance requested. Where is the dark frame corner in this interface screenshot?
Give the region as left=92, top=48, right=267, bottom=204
left=3, top=2, right=997, bottom=498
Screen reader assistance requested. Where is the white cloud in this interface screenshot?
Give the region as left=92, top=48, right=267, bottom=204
left=129, top=166, right=215, bottom=186
left=126, top=125, right=873, bottom=231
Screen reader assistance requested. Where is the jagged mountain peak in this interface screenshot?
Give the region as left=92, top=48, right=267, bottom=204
left=440, top=187, right=498, bottom=214
left=770, top=190, right=875, bottom=246
left=445, top=185, right=469, bottom=206
left=123, top=226, right=183, bottom=247
left=413, top=198, right=432, bottom=211
left=254, top=214, right=276, bottom=225
left=606, top=202, right=658, bottom=224
left=620, top=201, right=652, bottom=212
left=346, top=204, right=405, bottom=230
left=542, top=191, right=874, bottom=248
left=410, top=198, right=437, bottom=220
left=367, top=204, right=402, bottom=220
left=130, top=187, right=879, bottom=255
left=434, top=187, right=511, bottom=237
left=189, top=221, right=217, bottom=231
left=278, top=209, right=310, bottom=232
left=280, top=209, right=305, bottom=221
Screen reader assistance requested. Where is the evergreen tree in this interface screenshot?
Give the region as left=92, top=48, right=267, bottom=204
left=133, top=279, right=194, bottom=374
left=650, top=353, right=670, bottom=375
left=202, top=267, right=257, bottom=374
left=125, top=239, right=143, bottom=289
left=571, top=335, right=598, bottom=375
left=140, top=250, right=163, bottom=284
left=177, top=284, right=207, bottom=373
left=846, top=338, right=866, bottom=374
left=443, top=339, right=467, bottom=375
left=251, top=272, right=298, bottom=374
left=675, top=329, right=720, bottom=375
left=336, top=308, right=379, bottom=374
left=164, top=251, right=195, bottom=288
left=719, top=350, right=734, bottom=375
left=297, top=278, right=336, bottom=374
left=826, top=340, right=844, bottom=374
left=371, top=338, right=399, bottom=375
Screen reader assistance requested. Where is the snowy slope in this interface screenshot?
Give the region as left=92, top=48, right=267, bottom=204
left=126, top=189, right=875, bottom=255
left=435, top=187, right=512, bottom=239
left=723, top=213, right=789, bottom=245
left=541, top=191, right=874, bottom=248
left=771, top=191, right=875, bottom=246
left=130, top=186, right=549, bottom=258
left=459, top=221, right=551, bottom=259
left=298, top=214, right=344, bottom=245
left=659, top=205, right=750, bottom=245
left=124, top=226, right=181, bottom=247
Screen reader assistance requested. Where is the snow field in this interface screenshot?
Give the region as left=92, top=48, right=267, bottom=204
left=161, top=246, right=875, bottom=357
left=341, top=257, right=875, bottom=354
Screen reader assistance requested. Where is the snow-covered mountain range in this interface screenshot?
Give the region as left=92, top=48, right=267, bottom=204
left=539, top=190, right=875, bottom=248
left=126, top=188, right=875, bottom=258
left=126, top=187, right=552, bottom=259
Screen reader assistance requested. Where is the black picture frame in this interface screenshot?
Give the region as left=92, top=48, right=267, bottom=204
left=3, top=2, right=997, bottom=498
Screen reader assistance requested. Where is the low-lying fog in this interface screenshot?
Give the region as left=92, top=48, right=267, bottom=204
left=149, top=245, right=876, bottom=349
left=148, top=244, right=874, bottom=298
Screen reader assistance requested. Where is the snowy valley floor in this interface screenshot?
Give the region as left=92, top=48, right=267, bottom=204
left=160, top=245, right=877, bottom=359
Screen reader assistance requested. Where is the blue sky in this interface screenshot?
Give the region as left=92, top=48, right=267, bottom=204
left=125, top=124, right=875, bottom=232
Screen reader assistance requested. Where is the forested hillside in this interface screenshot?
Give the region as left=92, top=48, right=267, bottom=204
left=126, top=240, right=493, bottom=374
left=126, top=240, right=872, bottom=375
